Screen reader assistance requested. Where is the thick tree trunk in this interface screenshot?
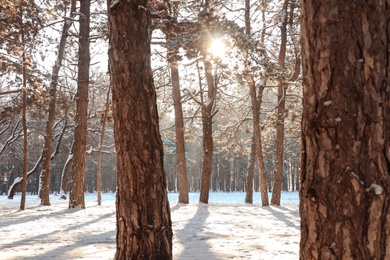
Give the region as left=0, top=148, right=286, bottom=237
left=107, top=0, right=173, bottom=258
left=39, top=1, right=75, bottom=206
left=199, top=59, right=216, bottom=204
left=300, top=1, right=390, bottom=259
left=170, top=60, right=189, bottom=204
left=69, top=0, right=90, bottom=209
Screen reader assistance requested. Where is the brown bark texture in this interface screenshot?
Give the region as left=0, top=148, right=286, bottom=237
left=107, top=0, right=173, bottom=258
left=300, top=1, right=390, bottom=259
left=69, top=0, right=90, bottom=209
left=170, top=60, right=189, bottom=204
left=199, top=59, right=216, bottom=204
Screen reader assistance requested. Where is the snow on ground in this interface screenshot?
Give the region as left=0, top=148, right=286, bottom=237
left=0, top=192, right=300, bottom=259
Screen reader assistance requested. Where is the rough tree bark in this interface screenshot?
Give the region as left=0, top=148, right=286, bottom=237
left=107, top=0, right=173, bottom=258
left=39, top=0, right=75, bottom=206
left=300, top=1, right=390, bottom=259
left=69, top=0, right=90, bottom=209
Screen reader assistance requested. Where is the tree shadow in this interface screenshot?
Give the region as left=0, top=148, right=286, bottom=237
left=170, top=202, right=189, bottom=214
left=20, top=229, right=116, bottom=260
left=0, top=203, right=106, bottom=228
left=0, top=211, right=116, bottom=255
left=262, top=206, right=300, bottom=230
left=174, top=203, right=220, bottom=260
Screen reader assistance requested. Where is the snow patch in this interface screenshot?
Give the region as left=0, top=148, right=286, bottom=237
left=109, top=0, right=121, bottom=9
left=324, top=100, right=332, bottom=106
left=366, top=183, right=383, bottom=195
left=350, top=172, right=364, bottom=185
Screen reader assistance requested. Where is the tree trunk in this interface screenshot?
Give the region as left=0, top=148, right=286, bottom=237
left=39, top=0, right=75, bottom=206
left=60, top=141, right=73, bottom=199
left=20, top=10, right=28, bottom=210
left=248, top=73, right=268, bottom=206
left=69, top=0, right=90, bottom=209
left=107, top=0, right=173, bottom=258
left=96, top=86, right=110, bottom=206
left=244, top=0, right=254, bottom=203
left=300, top=1, right=390, bottom=259
left=229, top=157, right=235, bottom=192
left=270, top=83, right=286, bottom=204
left=244, top=0, right=268, bottom=205
left=170, top=59, right=189, bottom=204
left=164, top=0, right=188, bottom=203
left=245, top=138, right=255, bottom=203
left=271, top=0, right=288, bottom=206
left=199, top=59, right=216, bottom=204
left=287, top=158, right=292, bottom=191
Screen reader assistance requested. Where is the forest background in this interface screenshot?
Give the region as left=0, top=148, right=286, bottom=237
left=0, top=0, right=301, bottom=203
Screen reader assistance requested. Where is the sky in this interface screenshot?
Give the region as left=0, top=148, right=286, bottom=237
left=0, top=192, right=299, bottom=259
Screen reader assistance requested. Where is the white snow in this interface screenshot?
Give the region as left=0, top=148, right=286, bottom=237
left=366, top=183, right=383, bottom=195
left=109, top=0, right=121, bottom=10
left=0, top=192, right=300, bottom=259
left=323, top=100, right=332, bottom=106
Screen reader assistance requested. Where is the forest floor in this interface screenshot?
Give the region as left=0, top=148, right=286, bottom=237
left=0, top=192, right=300, bottom=259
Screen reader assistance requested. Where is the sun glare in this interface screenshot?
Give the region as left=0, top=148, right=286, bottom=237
left=209, top=39, right=225, bottom=59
